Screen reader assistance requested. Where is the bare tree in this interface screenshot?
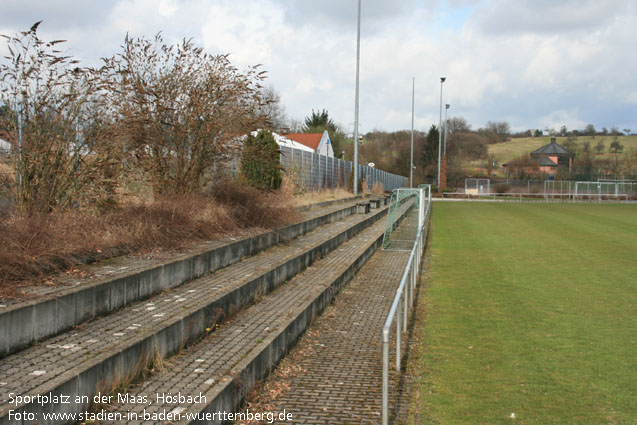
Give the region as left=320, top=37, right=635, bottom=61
left=446, top=116, right=471, bottom=134
left=481, top=121, right=510, bottom=143
left=0, top=22, right=117, bottom=213
left=258, top=85, right=289, bottom=131
left=103, top=34, right=267, bottom=195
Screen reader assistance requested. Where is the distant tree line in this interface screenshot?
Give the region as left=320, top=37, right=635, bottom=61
left=513, top=123, right=632, bottom=139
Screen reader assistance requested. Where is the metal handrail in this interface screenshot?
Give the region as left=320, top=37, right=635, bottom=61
left=381, top=190, right=431, bottom=425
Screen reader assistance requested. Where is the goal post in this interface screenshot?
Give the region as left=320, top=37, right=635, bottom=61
left=465, top=178, right=490, bottom=195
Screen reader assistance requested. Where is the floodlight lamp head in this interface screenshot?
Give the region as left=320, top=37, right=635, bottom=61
left=446, top=104, right=450, bottom=109
left=440, top=77, right=446, bottom=83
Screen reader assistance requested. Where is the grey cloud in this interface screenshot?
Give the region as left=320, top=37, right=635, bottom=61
left=0, top=0, right=115, bottom=32
left=278, top=0, right=413, bottom=30
left=474, top=0, right=635, bottom=35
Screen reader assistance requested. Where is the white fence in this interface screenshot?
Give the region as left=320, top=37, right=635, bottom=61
left=279, top=146, right=407, bottom=191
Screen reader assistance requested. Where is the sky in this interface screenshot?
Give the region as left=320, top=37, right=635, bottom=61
left=1, top=0, right=636, bottom=134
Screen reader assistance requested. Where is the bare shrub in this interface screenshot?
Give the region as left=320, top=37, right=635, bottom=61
left=0, top=23, right=119, bottom=213
left=494, top=183, right=511, bottom=194
left=0, top=181, right=299, bottom=291
left=103, top=34, right=267, bottom=195
left=210, top=179, right=299, bottom=229
left=372, top=181, right=384, bottom=194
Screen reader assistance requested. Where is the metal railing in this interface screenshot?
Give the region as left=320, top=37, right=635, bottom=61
left=381, top=186, right=432, bottom=425
left=441, top=192, right=631, bottom=203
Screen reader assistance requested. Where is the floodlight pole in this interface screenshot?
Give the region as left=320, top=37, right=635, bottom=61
left=444, top=104, right=450, bottom=154
left=410, top=77, right=415, bottom=188
left=437, top=77, right=446, bottom=186
left=353, top=0, right=361, bottom=194
left=16, top=99, right=23, bottom=201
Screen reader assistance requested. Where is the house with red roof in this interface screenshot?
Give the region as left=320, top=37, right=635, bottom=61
left=530, top=136, right=573, bottom=176
left=283, top=130, right=334, bottom=158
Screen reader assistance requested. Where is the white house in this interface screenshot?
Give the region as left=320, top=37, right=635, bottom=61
left=282, top=130, right=334, bottom=157
left=0, top=137, right=12, bottom=154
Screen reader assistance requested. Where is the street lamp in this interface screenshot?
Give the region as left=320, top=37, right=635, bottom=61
left=437, top=77, right=446, bottom=186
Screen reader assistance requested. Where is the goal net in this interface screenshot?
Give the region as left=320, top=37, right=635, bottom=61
left=465, top=178, right=490, bottom=195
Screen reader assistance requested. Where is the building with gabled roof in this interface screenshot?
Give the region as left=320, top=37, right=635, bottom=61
left=530, top=136, right=573, bottom=175
left=283, top=130, right=334, bottom=158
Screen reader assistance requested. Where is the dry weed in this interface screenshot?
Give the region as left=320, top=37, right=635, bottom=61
left=0, top=180, right=300, bottom=296
left=372, top=181, right=385, bottom=195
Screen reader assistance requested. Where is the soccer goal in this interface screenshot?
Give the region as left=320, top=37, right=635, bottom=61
left=574, top=180, right=635, bottom=201
left=465, top=178, right=490, bottom=195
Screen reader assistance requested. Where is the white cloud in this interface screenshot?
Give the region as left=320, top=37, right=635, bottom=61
left=539, top=109, right=587, bottom=133
left=1, top=0, right=636, bottom=132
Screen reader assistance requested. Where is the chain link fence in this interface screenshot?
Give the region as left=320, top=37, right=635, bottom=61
left=279, top=146, right=407, bottom=192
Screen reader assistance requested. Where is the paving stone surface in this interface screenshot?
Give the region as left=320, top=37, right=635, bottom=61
left=93, top=204, right=413, bottom=424
left=238, top=209, right=422, bottom=424
left=0, top=205, right=385, bottom=416
left=95, top=207, right=398, bottom=424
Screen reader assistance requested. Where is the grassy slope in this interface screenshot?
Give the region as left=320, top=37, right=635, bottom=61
left=418, top=202, right=637, bottom=424
left=489, top=135, right=637, bottom=164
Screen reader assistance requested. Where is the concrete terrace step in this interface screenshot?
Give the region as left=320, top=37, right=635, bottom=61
left=0, top=196, right=371, bottom=358
left=239, top=211, right=423, bottom=424
left=0, top=200, right=393, bottom=424
left=91, top=200, right=412, bottom=424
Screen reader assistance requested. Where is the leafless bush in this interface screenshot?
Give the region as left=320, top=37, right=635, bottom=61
left=103, top=33, right=268, bottom=195
left=372, top=181, right=384, bottom=194
left=0, top=181, right=299, bottom=291
left=0, top=22, right=118, bottom=213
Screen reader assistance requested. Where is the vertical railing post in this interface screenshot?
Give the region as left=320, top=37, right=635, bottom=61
left=382, top=334, right=389, bottom=425
left=396, top=295, right=402, bottom=371
left=403, top=280, right=408, bottom=333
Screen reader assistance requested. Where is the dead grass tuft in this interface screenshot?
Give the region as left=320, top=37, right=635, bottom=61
left=290, top=187, right=355, bottom=208
left=0, top=180, right=300, bottom=296
left=372, top=181, right=385, bottom=195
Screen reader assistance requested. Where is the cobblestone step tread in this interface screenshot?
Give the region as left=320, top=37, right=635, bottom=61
left=0, top=203, right=389, bottom=420
left=96, top=205, right=414, bottom=424
left=242, top=209, right=422, bottom=424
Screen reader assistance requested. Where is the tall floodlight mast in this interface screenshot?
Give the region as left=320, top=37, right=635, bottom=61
left=353, top=0, right=361, bottom=194
left=437, top=77, right=446, bottom=185
left=410, top=77, right=415, bottom=188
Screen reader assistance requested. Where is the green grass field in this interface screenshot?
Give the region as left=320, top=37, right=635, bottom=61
left=415, top=202, right=637, bottom=424
left=488, top=135, right=637, bottom=164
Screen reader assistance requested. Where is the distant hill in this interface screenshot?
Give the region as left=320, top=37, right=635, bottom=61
left=489, top=135, right=637, bottom=164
